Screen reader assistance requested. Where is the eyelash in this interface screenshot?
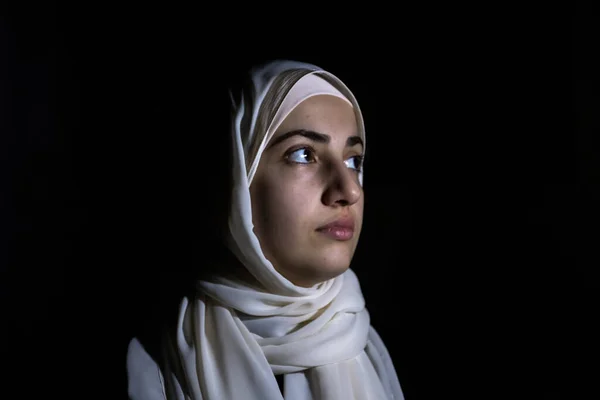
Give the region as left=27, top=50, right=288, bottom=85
left=284, top=146, right=364, bottom=172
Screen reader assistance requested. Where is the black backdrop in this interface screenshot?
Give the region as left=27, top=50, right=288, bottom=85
left=2, top=2, right=598, bottom=399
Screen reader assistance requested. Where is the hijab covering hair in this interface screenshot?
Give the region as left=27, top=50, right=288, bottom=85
left=126, top=60, right=405, bottom=400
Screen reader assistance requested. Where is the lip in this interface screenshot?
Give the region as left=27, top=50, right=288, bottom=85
left=317, top=215, right=355, bottom=231
left=316, top=215, right=355, bottom=241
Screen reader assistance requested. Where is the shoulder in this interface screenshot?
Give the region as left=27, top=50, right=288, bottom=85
left=126, top=296, right=192, bottom=400
left=126, top=337, right=167, bottom=400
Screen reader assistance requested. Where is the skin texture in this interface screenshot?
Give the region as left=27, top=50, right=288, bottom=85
left=250, top=94, right=364, bottom=287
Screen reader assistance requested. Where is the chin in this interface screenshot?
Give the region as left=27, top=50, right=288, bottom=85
left=301, top=266, right=349, bottom=287
left=275, top=242, right=357, bottom=286
left=324, top=265, right=351, bottom=280
left=292, top=253, right=352, bottom=286
left=314, top=257, right=353, bottom=281
left=321, top=245, right=355, bottom=267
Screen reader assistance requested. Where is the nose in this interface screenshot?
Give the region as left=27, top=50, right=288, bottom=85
left=321, top=161, right=362, bottom=207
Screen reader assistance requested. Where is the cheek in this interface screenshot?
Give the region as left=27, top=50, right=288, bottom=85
left=355, top=198, right=365, bottom=234
left=268, top=185, right=313, bottom=234
left=252, top=173, right=318, bottom=239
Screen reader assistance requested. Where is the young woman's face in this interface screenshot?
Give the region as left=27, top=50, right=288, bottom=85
left=250, top=94, right=364, bottom=287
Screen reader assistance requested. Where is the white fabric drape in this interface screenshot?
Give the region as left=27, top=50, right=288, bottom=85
left=127, top=60, right=405, bottom=400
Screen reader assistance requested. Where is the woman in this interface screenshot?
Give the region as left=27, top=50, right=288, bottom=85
left=127, top=59, right=405, bottom=399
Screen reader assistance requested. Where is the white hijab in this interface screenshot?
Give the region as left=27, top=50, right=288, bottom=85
left=127, top=60, right=404, bottom=400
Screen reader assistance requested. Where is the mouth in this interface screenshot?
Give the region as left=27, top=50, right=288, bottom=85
left=316, top=215, right=355, bottom=241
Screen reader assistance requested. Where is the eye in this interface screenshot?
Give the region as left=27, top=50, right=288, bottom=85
left=345, top=155, right=364, bottom=171
left=286, top=147, right=316, bottom=164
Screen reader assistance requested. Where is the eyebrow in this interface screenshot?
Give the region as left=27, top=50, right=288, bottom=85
left=268, top=129, right=363, bottom=149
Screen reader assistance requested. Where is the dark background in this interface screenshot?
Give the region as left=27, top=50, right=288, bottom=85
left=1, top=2, right=598, bottom=399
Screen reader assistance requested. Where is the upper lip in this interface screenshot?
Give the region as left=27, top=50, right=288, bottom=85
left=316, top=214, right=355, bottom=231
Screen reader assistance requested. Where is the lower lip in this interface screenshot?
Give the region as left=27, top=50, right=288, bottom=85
left=317, top=227, right=354, bottom=241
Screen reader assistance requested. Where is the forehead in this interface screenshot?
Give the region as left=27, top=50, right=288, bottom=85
left=275, top=95, right=358, bottom=136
